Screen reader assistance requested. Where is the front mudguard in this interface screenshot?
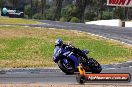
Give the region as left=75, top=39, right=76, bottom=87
left=54, top=54, right=79, bottom=69
left=52, top=56, right=59, bottom=63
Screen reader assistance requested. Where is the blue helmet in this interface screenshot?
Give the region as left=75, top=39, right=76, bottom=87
left=55, top=38, right=63, bottom=46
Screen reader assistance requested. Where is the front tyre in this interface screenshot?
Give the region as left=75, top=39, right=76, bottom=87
left=58, top=59, right=75, bottom=75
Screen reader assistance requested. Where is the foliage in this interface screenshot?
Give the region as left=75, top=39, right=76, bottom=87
left=1, top=0, right=130, bottom=22
left=61, top=5, right=77, bottom=22
left=41, top=0, right=46, bottom=19
left=0, top=1, right=2, bottom=8
left=24, top=14, right=29, bottom=19
left=7, top=0, right=19, bottom=7
left=60, top=17, right=67, bottom=22
left=85, top=12, right=96, bottom=21
left=75, top=0, right=87, bottom=22
left=70, top=17, right=80, bottom=23
left=24, top=5, right=32, bottom=18
left=44, top=7, right=54, bottom=20
left=0, top=0, right=6, bottom=8
left=114, top=7, right=125, bottom=20
left=32, top=13, right=42, bottom=20
left=52, top=0, right=64, bottom=21
left=102, top=11, right=112, bottom=20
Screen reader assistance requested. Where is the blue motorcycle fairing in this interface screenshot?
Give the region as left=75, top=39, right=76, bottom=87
left=67, top=53, right=79, bottom=68
left=53, top=46, right=63, bottom=63
left=53, top=46, right=79, bottom=68
left=53, top=46, right=70, bottom=63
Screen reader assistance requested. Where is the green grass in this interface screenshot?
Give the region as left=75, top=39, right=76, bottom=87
left=0, top=26, right=132, bottom=68
left=0, top=17, right=41, bottom=25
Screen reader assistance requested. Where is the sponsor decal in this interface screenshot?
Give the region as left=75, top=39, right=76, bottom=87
left=85, top=73, right=131, bottom=81
left=76, top=65, right=131, bottom=84
left=107, top=0, right=132, bottom=7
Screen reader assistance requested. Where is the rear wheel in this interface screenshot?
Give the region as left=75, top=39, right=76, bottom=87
left=88, top=58, right=102, bottom=73
left=58, top=59, right=75, bottom=75
left=91, top=64, right=102, bottom=73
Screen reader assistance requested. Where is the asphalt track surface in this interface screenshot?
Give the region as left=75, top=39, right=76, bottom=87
left=0, top=63, right=132, bottom=84
left=0, top=20, right=132, bottom=85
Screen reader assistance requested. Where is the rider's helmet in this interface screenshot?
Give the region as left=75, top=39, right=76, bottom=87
left=55, top=38, right=63, bottom=46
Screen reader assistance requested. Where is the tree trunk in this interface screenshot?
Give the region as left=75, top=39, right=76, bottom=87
left=99, top=0, right=103, bottom=20
left=53, top=0, right=64, bottom=21
left=9, top=0, right=18, bottom=8
left=75, top=0, right=87, bottom=23
left=41, top=0, right=46, bottom=19
left=30, top=0, right=33, bottom=18
left=35, top=0, right=39, bottom=13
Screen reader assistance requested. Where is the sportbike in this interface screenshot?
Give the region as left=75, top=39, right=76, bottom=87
left=53, top=40, right=102, bottom=74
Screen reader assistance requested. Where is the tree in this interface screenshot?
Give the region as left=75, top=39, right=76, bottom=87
left=61, top=5, right=77, bottom=21
left=99, top=0, right=107, bottom=20
left=75, top=0, right=88, bottom=23
left=34, top=0, right=40, bottom=13
left=0, top=0, right=4, bottom=8
left=8, top=0, right=19, bottom=8
left=30, top=0, right=33, bottom=18
left=25, top=4, right=32, bottom=18
left=41, top=0, right=46, bottom=19
left=53, top=0, right=64, bottom=21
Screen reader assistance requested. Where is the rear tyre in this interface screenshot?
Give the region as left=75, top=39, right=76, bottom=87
left=91, top=64, right=102, bottom=73
left=58, top=59, right=75, bottom=75
left=88, top=58, right=102, bottom=73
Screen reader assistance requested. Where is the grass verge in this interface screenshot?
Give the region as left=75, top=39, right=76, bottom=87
left=0, top=26, right=132, bottom=68
left=0, top=17, right=41, bottom=25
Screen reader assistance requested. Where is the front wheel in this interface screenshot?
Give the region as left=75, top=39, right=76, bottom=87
left=58, top=59, right=75, bottom=75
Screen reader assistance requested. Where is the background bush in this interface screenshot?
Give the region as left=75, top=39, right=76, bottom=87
left=85, top=12, right=96, bottom=21
left=60, top=17, right=67, bottom=22
left=32, top=13, right=42, bottom=20
left=45, top=8, right=54, bottom=20
left=24, top=5, right=32, bottom=18
left=102, top=12, right=112, bottom=20
left=70, top=17, right=80, bottom=23
left=61, top=5, right=78, bottom=22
